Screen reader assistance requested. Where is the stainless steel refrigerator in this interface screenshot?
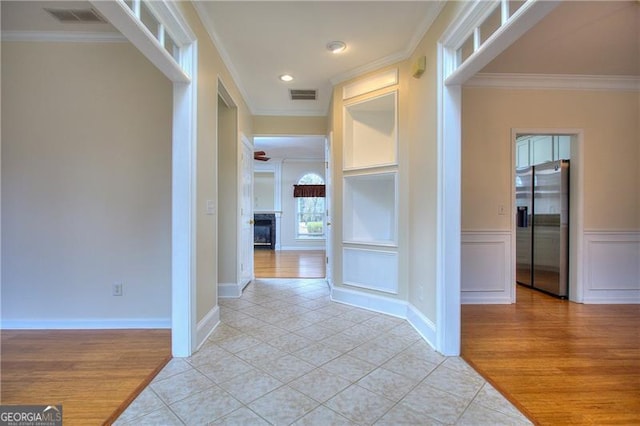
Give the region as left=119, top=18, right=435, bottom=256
left=515, top=160, right=569, bottom=297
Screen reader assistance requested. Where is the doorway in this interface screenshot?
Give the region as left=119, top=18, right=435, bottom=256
left=252, top=135, right=328, bottom=279
left=511, top=130, right=584, bottom=303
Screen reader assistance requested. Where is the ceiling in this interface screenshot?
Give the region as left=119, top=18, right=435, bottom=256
left=1, top=1, right=118, bottom=33
left=2, top=1, right=638, bottom=161
left=194, top=1, right=443, bottom=117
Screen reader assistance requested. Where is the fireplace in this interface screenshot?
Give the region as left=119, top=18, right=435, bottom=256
left=254, top=214, right=276, bottom=249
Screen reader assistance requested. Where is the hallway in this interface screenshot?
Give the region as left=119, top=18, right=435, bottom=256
left=116, top=279, right=529, bottom=425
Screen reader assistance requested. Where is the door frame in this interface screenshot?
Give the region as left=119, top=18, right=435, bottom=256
left=90, top=0, right=198, bottom=357
left=325, top=132, right=333, bottom=286
left=510, top=129, right=585, bottom=303
left=437, top=0, right=559, bottom=355
left=240, top=133, right=255, bottom=288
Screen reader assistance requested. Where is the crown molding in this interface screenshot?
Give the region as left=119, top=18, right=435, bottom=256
left=330, top=1, right=445, bottom=86
left=1, top=30, right=126, bottom=43
left=191, top=2, right=255, bottom=115
left=466, top=73, right=640, bottom=91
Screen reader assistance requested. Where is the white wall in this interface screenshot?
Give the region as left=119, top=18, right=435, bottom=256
left=254, top=171, right=275, bottom=211
left=279, top=160, right=325, bottom=250
left=1, top=41, right=173, bottom=327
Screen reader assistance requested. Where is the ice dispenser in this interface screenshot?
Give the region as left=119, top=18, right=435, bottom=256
left=517, top=206, right=528, bottom=228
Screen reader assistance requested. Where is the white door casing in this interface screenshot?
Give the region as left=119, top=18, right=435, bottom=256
left=240, top=135, right=254, bottom=287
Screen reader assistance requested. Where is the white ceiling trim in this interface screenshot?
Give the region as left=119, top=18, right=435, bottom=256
left=466, top=73, right=640, bottom=92
left=1, top=30, right=126, bottom=43
left=329, top=50, right=407, bottom=86
left=404, top=1, right=447, bottom=59
left=330, top=1, right=446, bottom=86
left=192, top=2, right=255, bottom=115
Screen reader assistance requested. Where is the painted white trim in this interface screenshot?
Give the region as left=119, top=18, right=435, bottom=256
left=435, top=0, right=559, bottom=356
left=436, top=30, right=462, bottom=355
left=192, top=2, right=254, bottom=115
left=461, top=231, right=513, bottom=304
left=330, top=287, right=438, bottom=351
left=1, top=319, right=171, bottom=330
left=342, top=247, right=399, bottom=294
left=582, top=231, right=640, bottom=304
left=404, top=1, right=447, bottom=61
left=145, top=1, right=196, bottom=44
left=445, top=1, right=559, bottom=86
left=92, top=0, right=199, bottom=358
left=1, top=30, right=126, bottom=43
left=90, top=1, right=189, bottom=83
left=467, top=73, right=640, bottom=92
left=342, top=69, right=398, bottom=100
left=195, top=305, right=220, bottom=350
left=329, top=2, right=444, bottom=87
left=331, top=286, right=406, bottom=318
left=406, top=303, right=437, bottom=350
left=218, top=282, right=242, bottom=298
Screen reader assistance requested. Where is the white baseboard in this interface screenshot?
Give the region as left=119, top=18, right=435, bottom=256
left=461, top=231, right=513, bottom=304
left=331, top=286, right=406, bottom=318
left=331, top=286, right=439, bottom=352
left=583, top=231, right=640, bottom=303
left=0, top=318, right=171, bottom=329
left=406, top=303, right=437, bottom=349
left=219, top=282, right=242, bottom=298
left=195, top=305, right=220, bottom=350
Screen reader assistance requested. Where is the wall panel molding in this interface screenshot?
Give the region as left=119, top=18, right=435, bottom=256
left=461, top=230, right=513, bottom=304
left=467, top=73, right=640, bottom=92
left=583, top=231, right=640, bottom=303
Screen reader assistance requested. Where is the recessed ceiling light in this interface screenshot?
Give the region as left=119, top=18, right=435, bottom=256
left=279, top=74, right=294, bottom=82
left=327, top=41, right=347, bottom=54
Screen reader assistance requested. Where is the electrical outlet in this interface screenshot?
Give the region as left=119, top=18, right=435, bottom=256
left=113, top=283, right=123, bottom=296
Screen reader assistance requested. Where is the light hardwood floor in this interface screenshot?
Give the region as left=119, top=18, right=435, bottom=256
left=462, top=285, right=640, bottom=425
left=254, top=249, right=326, bottom=278
left=0, top=329, right=171, bottom=426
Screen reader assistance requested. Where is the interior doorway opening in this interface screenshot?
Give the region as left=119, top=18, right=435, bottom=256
left=252, top=135, right=329, bottom=279
left=512, top=130, right=584, bottom=303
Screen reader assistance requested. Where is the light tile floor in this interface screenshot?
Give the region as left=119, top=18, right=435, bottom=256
left=115, top=278, right=531, bottom=425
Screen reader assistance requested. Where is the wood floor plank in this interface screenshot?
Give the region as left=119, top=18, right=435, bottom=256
left=254, top=249, right=325, bottom=278
left=462, top=285, right=640, bottom=425
left=1, top=329, right=170, bottom=426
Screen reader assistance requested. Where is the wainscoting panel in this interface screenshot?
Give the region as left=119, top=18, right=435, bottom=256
left=461, top=231, right=513, bottom=304
left=583, top=231, right=640, bottom=303
left=342, top=247, right=398, bottom=294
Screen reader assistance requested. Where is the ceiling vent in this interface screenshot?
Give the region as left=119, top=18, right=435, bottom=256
left=45, top=8, right=107, bottom=23
left=289, top=89, right=317, bottom=101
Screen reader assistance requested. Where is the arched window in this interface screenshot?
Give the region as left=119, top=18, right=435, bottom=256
left=296, top=173, right=325, bottom=238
